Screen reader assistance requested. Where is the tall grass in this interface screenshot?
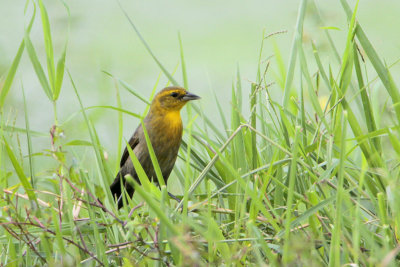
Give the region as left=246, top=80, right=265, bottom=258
left=1, top=0, right=400, bottom=266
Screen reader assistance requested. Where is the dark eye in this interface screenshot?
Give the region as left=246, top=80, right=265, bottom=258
left=170, top=92, right=179, bottom=98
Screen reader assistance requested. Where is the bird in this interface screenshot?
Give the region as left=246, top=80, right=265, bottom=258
left=110, top=86, right=200, bottom=209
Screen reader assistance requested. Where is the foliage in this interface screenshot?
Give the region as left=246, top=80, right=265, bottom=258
left=1, top=0, right=400, bottom=266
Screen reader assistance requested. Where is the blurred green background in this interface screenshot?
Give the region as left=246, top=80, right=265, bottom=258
left=1, top=0, right=400, bottom=172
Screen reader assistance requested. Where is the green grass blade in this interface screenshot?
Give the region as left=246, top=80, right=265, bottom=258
left=340, top=0, right=400, bottom=125
left=276, top=195, right=336, bottom=238
left=312, top=41, right=331, bottom=90
left=338, top=0, right=357, bottom=95
left=3, top=126, right=46, bottom=136
left=63, top=140, right=93, bottom=146
left=118, top=1, right=179, bottom=86
left=124, top=137, right=157, bottom=195
left=282, top=0, right=307, bottom=106
left=0, top=41, right=25, bottom=108
left=282, top=127, right=300, bottom=264
left=388, top=129, right=400, bottom=157
left=85, top=105, right=141, bottom=118
left=298, top=44, right=327, bottom=128
left=175, top=125, right=246, bottom=211
left=24, top=34, right=52, bottom=100
left=310, top=1, right=341, bottom=63
left=21, top=84, right=34, bottom=189
left=113, top=79, right=123, bottom=174
left=51, top=209, right=66, bottom=256
left=128, top=178, right=178, bottom=235
left=102, top=71, right=150, bottom=105
left=213, top=92, right=228, bottom=134
left=248, top=221, right=277, bottom=265
left=0, top=4, right=35, bottom=107
left=54, top=42, right=67, bottom=101
left=68, top=70, right=114, bottom=200
left=54, top=4, right=70, bottom=100
left=178, top=32, right=188, bottom=89
left=328, top=112, right=348, bottom=267
left=353, top=43, right=381, bottom=153
left=141, top=122, right=165, bottom=187
left=38, top=0, right=56, bottom=94
left=3, top=138, right=38, bottom=207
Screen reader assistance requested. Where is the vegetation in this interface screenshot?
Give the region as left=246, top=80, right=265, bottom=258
left=1, top=0, right=400, bottom=266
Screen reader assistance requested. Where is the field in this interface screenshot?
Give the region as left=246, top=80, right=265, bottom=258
left=1, top=0, right=400, bottom=266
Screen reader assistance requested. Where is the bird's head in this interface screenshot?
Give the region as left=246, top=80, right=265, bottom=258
left=151, top=86, right=200, bottom=112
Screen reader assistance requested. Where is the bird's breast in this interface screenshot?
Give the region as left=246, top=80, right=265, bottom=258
left=145, top=112, right=183, bottom=155
left=164, top=111, right=182, bottom=130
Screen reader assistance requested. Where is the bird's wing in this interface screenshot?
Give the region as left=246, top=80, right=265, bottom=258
left=120, top=125, right=141, bottom=167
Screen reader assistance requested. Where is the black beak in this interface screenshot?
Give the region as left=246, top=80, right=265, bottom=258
left=182, top=91, right=200, bottom=101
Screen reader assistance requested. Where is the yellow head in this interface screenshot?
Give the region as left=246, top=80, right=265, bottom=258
left=150, top=86, right=200, bottom=113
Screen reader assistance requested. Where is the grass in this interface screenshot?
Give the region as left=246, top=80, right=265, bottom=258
left=2, top=0, right=400, bottom=266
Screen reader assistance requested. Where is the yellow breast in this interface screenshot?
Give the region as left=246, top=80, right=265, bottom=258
left=164, top=110, right=182, bottom=129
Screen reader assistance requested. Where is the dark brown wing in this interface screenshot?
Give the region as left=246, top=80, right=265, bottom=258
left=119, top=125, right=141, bottom=167
left=110, top=125, right=142, bottom=209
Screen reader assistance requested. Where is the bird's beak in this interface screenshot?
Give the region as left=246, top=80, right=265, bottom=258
left=183, top=91, right=201, bottom=101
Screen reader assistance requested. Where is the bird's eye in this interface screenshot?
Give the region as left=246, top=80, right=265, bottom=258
left=170, top=92, right=179, bottom=98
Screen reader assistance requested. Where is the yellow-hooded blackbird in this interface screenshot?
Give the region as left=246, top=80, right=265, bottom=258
left=110, top=86, right=200, bottom=208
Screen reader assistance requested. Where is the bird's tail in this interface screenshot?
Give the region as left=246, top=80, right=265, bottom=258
left=110, top=171, right=135, bottom=209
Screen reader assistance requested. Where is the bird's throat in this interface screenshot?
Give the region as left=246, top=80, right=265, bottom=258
left=164, top=110, right=182, bottom=129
